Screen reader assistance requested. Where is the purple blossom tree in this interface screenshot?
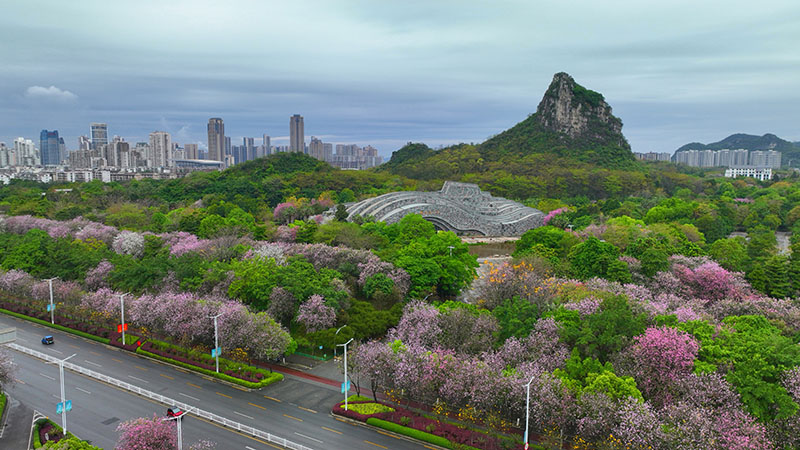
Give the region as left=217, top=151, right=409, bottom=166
left=85, top=260, right=113, bottom=290
left=296, top=294, right=336, bottom=333
left=0, top=347, right=17, bottom=391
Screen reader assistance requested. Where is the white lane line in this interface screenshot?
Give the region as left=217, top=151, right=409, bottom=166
left=294, top=432, right=323, bottom=444
left=50, top=349, right=63, bottom=354
left=40, top=373, right=56, bottom=381
left=84, top=360, right=102, bottom=367
left=128, top=375, right=149, bottom=383
left=233, top=411, right=254, bottom=420
left=76, top=387, right=92, bottom=395
left=246, top=447, right=257, bottom=450
left=179, top=392, right=200, bottom=402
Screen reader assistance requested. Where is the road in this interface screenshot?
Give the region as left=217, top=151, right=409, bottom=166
left=1, top=313, right=425, bottom=450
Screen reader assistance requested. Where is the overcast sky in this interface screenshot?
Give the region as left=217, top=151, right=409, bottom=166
left=2, top=0, right=798, bottom=157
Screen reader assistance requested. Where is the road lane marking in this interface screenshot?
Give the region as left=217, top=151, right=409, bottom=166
left=263, top=395, right=281, bottom=402
left=179, top=392, right=200, bottom=401
left=40, top=373, right=56, bottom=381
left=248, top=402, right=266, bottom=410
left=365, top=441, right=387, bottom=449
left=283, top=414, right=302, bottom=422
left=134, top=365, right=148, bottom=371
left=14, top=378, right=25, bottom=385
left=187, top=382, right=201, bottom=389
left=128, top=375, right=149, bottom=383
left=84, top=360, right=102, bottom=367
left=160, top=373, right=175, bottom=380
left=234, top=411, right=255, bottom=420
left=69, top=344, right=80, bottom=349
left=111, top=358, right=123, bottom=363
left=216, top=392, right=232, bottom=399
left=378, top=430, right=400, bottom=439
left=294, top=432, right=323, bottom=444
left=298, top=406, right=317, bottom=414
left=50, top=349, right=63, bottom=354
left=246, top=447, right=257, bottom=450
left=424, top=446, right=438, bottom=450
left=90, top=351, right=101, bottom=356
left=321, top=426, right=342, bottom=435
left=231, top=385, right=248, bottom=392
left=75, top=387, right=91, bottom=395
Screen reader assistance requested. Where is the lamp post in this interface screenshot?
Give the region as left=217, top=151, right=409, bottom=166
left=46, top=277, right=58, bottom=324
left=334, top=325, right=348, bottom=357
left=163, top=413, right=185, bottom=450
left=447, top=245, right=455, bottom=257
left=49, top=353, right=76, bottom=436
left=118, top=293, right=129, bottom=345
left=210, top=313, right=223, bottom=373
left=337, top=338, right=354, bottom=410
left=523, top=375, right=536, bottom=450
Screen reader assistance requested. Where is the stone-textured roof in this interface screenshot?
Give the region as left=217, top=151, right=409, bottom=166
left=345, top=181, right=543, bottom=236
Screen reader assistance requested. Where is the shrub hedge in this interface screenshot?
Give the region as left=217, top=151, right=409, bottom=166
left=348, top=402, right=394, bottom=415
left=0, top=308, right=110, bottom=345
left=0, top=392, right=6, bottom=422
left=136, top=347, right=283, bottom=389
left=366, top=418, right=454, bottom=449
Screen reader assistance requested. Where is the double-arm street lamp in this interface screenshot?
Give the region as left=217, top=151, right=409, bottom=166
left=163, top=412, right=186, bottom=450
left=337, top=338, right=354, bottom=411
left=334, top=325, right=348, bottom=357
left=48, top=353, right=76, bottom=435
left=46, top=277, right=58, bottom=324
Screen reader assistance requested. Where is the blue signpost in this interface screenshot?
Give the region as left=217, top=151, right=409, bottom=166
left=340, top=381, right=351, bottom=393
left=56, top=400, right=72, bottom=413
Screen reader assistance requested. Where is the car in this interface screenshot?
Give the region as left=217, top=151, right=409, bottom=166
left=41, top=335, right=54, bottom=345
left=166, top=406, right=184, bottom=417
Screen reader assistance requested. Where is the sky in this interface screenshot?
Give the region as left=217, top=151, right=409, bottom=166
left=1, top=0, right=799, bottom=157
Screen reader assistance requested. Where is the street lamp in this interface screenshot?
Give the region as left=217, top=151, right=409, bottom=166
left=163, top=412, right=186, bottom=450
left=209, top=313, right=223, bottom=373
left=447, top=245, right=455, bottom=257
left=118, top=293, right=130, bottom=345
left=337, top=338, right=354, bottom=411
left=523, top=374, right=536, bottom=450
left=45, top=277, right=58, bottom=324
left=334, top=325, right=348, bottom=357
left=48, top=353, right=76, bottom=436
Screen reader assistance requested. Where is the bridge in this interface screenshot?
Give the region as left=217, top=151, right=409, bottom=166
left=344, top=181, right=544, bottom=236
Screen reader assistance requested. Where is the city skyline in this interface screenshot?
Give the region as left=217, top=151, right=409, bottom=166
left=1, top=1, right=799, bottom=157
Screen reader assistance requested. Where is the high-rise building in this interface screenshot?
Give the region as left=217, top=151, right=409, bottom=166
left=184, top=143, right=199, bottom=160
left=78, top=135, right=91, bottom=150
left=225, top=136, right=231, bottom=157
left=243, top=137, right=255, bottom=161
left=40, top=129, right=61, bottom=166
left=262, top=134, right=271, bottom=156
left=149, top=131, right=172, bottom=167
left=90, top=123, right=108, bottom=150
left=207, top=118, right=225, bottom=162
left=309, top=136, right=324, bottom=160
left=289, top=114, right=304, bottom=153
left=13, top=137, right=38, bottom=166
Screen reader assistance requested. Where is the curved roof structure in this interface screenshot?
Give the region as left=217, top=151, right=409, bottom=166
left=346, top=181, right=544, bottom=236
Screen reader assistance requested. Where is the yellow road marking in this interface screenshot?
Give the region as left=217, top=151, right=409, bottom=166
left=263, top=395, right=281, bottom=402
left=15, top=378, right=25, bottom=385
left=298, top=406, right=317, bottom=414
left=248, top=402, right=266, bottom=410
left=216, top=391, right=232, bottom=399
left=70, top=344, right=80, bottom=349
left=187, top=382, right=201, bottom=389
left=334, top=417, right=355, bottom=425
left=377, top=430, right=400, bottom=439
left=191, top=415, right=283, bottom=449
left=175, top=368, right=189, bottom=374
left=89, top=350, right=100, bottom=355
left=231, top=385, right=248, bottom=392
left=424, top=446, right=438, bottom=450
left=111, top=358, right=123, bottom=363
left=160, top=373, right=174, bottom=380
left=365, top=441, right=387, bottom=449
left=283, top=414, right=302, bottom=422
left=321, top=426, right=342, bottom=435
left=134, top=365, right=148, bottom=371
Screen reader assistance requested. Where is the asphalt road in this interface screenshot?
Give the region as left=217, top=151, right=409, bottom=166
left=1, top=313, right=426, bottom=450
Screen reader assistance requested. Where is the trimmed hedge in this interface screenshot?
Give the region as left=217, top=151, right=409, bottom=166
left=367, top=418, right=453, bottom=449
left=0, top=392, right=6, bottom=423
left=0, top=308, right=110, bottom=345
left=348, top=402, right=394, bottom=415
left=136, top=347, right=283, bottom=389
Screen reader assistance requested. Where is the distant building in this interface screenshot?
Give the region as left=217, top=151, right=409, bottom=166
left=243, top=137, right=255, bottom=161
left=725, top=166, right=773, bottom=181
left=674, top=148, right=780, bottom=169
left=149, top=131, right=172, bottom=167
left=78, top=135, right=91, bottom=150
left=90, top=123, right=108, bottom=150
left=290, top=114, right=304, bottom=153
left=749, top=150, right=781, bottom=169
left=40, top=130, right=62, bottom=166
left=184, top=143, right=199, bottom=160
left=309, top=136, right=324, bottom=160
left=207, top=118, right=225, bottom=162
left=634, top=152, right=671, bottom=162
left=262, top=134, right=271, bottom=156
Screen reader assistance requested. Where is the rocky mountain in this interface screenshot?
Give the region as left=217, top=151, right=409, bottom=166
left=676, top=133, right=798, bottom=153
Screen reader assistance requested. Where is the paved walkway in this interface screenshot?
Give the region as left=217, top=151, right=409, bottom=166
left=0, top=393, right=34, bottom=450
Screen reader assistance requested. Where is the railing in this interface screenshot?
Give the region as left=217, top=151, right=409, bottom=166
left=7, top=343, right=314, bottom=450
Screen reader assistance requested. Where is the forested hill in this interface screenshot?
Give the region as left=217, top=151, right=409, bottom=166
left=676, top=133, right=798, bottom=152
left=377, top=72, right=638, bottom=187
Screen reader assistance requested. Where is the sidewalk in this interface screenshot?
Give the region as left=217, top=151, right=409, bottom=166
left=263, top=353, right=381, bottom=399
left=0, top=394, right=34, bottom=450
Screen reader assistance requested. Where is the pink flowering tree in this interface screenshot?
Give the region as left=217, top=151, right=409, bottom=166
left=617, top=326, right=699, bottom=407
left=85, top=260, right=113, bottom=290
left=0, top=347, right=17, bottom=391
left=387, top=300, right=441, bottom=348
left=296, top=294, right=336, bottom=333
left=115, top=415, right=216, bottom=450
left=112, top=230, right=145, bottom=257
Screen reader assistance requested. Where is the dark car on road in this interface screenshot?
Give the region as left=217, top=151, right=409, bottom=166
left=166, top=407, right=184, bottom=417
left=41, top=335, right=54, bottom=345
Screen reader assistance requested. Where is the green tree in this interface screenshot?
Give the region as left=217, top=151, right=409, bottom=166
left=492, top=296, right=540, bottom=342
left=567, top=236, right=624, bottom=281
left=764, top=255, right=791, bottom=298
left=708, top=237, right=749, bottom=272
